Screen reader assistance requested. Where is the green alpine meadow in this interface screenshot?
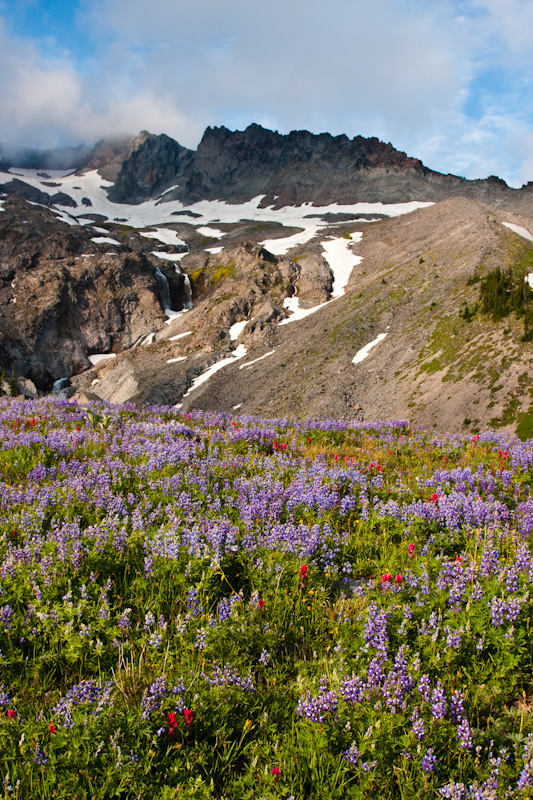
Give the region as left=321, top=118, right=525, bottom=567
left=1, top=395, right=533, bottom=798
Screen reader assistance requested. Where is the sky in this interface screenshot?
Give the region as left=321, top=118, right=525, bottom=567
left=0, top=0, right=532, bottom=187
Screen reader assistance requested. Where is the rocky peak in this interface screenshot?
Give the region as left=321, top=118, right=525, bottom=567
left=107, top=131, right=195, bottom=204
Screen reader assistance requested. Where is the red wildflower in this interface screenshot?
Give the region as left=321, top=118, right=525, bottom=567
left=395, top=574, right=403, bottom=585
left=48, top=723, right=56, bottom=734
left=300, top=565, right=308, bottom=578
left=6, top=709, right=15, bottom=720
left=408, top=543, right=415, bottom=559
left=430, top=492, right=439, bottom=503
left=271, top=767, right=281, bottom=781
left=184, top=708, right=193, bottom=726
left=167, top=711, right=177, bottom=735
left=258, top=599, right=264, bottom=610
left=381, top=573, right=392, bottom=583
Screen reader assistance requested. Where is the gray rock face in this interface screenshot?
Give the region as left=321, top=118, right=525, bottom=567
left=107, top=131, right=195, bottom=204
left=0, top=196, right=171, bottom=389
left=0, top=179, right=77, bottom=208
left=106, top=123, right=533, bottom=216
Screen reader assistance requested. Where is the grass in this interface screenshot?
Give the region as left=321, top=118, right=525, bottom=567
left=0, top=399, right=533, bottom=797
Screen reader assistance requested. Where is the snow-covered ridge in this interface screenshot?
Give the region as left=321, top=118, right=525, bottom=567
left=0, top=168, right=433, bottom=233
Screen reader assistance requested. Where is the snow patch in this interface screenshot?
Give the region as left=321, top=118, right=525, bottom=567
left=197, top=226, right=224, bottom=238
left=503, top=222, right=533, bottom=243
left=322, top=236, right=363, bottom=299
left=88, top=353, right=117, bottom=366
left=0, top=169, right=432, bottom=232
left=167, top=356, right=187, bottom=363
left=180, top=344, right=248, bottom=401
left=261, top=228, right=316, bottom=255
left=151, top=250, right=186, bottom=262
left=239, top=350, right=276, bottom=369
left=141, top=228, right=186, bottom=247
left=169, top=331, right=192, bottom=341
left=8, top=167, right=75, bottom=178
left=352, top=333, right=388, bottom=364
left=279, top=296, right=328, bottom=326
left=91, top=236, right=120, bottom=246
left=205, top=246, right=224, bottom=254
left=229, top=320, right=248, bottom=340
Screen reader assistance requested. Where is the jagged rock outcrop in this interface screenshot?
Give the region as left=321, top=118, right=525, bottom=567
left=107, top=131, right=195, bottom=204
left=106, top=123, right=533, bottom=216
left=0, top=179, right=77, bottom=208
left=0, top=196, right=171, bottom=388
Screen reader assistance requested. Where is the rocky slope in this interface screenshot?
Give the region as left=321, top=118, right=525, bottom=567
left=0, top=196, right=189, bottom=389
left=70, top=197, right=533, bottom=436
left=3, top=124, right=533, bottom=436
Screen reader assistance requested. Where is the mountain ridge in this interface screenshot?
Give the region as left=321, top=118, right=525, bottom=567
left=3, top=124, right=533, bottom=214
left=2, top=125, right=533, bottom=436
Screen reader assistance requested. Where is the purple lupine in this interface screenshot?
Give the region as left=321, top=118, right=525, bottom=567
left=296, top=690, right=338, bottom=723
left=457, top=717, right=473, bottom=750
left=421, top=747, right=437, bottom=773
left=430, top=681, right=447, bottom=720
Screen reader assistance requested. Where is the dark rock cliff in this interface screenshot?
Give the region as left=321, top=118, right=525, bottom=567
left=105, top=123, right=533, bottom=215
left=0, top=196, right=169, bottom=388
left=107, top=131, right=195, bottom=204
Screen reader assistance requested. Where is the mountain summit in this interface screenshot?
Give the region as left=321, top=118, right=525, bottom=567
left=104, top=124, right=533, bottom=214
left=2, top=124, right=533, bottom=436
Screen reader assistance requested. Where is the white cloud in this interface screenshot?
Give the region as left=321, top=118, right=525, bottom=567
left=0, top=0, right=532, bottom=185
left=0, top=20, right=82, bottom=146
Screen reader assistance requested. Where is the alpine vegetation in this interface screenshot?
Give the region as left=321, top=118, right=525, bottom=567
left=1, top=396, right=533, bottom=798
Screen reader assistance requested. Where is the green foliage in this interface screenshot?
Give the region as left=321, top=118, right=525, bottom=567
left=459, top=301, right=478, bottom=322
left=1, top=401, right=533, bottom=797
left=478, top=266, right=533, bottom=336
left=8, top=368, right=17, bottom=398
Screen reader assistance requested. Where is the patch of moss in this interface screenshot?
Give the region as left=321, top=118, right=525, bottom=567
left=419, top=357, right=443, bottom=375
left=210, top=266, right=234, bottom=285
left=516, top=407, right=533, bottom=440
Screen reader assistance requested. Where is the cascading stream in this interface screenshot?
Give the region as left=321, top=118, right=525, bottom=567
left=180, top=269, right=193, bottom=310
left=155, top=266, right=173, bottom=314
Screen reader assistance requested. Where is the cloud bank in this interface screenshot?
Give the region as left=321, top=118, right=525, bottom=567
left=0, top=0, right=532, bottom=186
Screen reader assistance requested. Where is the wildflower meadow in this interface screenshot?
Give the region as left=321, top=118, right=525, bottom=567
left=1, top=396, right=533, bottom=798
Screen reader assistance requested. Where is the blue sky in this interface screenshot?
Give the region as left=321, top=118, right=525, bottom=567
left=0, top=0, right=532, bottom=187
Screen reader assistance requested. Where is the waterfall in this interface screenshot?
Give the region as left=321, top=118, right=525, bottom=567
left=155, top=264, right=193, bottom=315
left=52, top=377, right=69, bottom=393
left=179, top=269, right=193, bottom=310
left=155, top=266, right=172, bottom=314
